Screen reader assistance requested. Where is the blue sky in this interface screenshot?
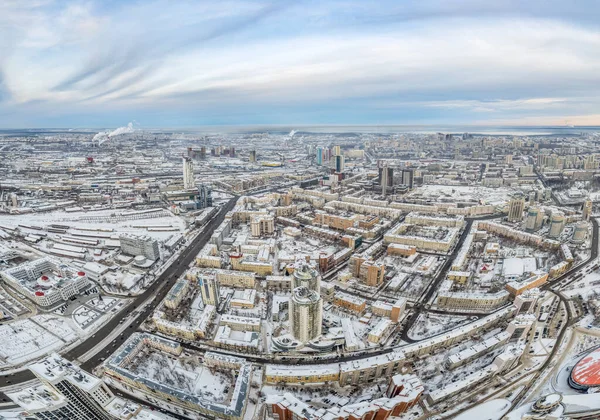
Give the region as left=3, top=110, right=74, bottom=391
left=1, top=0, right=600, bottom=128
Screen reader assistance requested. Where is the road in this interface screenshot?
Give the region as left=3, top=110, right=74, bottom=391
left=507, top=217, right=599, bottom=410
left=0, top=197, right=238, bottom=402
left=400, top=218, right=474, bottom=343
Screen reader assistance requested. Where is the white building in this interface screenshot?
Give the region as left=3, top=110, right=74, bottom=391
left=119, top=233, right=160, bottom=261
left=1, top=258, right=90, bottom=308
left=289, top=286, right=323, bottom=343
left=183, top=157, right=195, bottom=189
left=10, top=353, right=116, bottom=420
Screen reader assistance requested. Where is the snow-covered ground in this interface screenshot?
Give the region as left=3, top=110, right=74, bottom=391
left=454, top=398, right=512, bottom=420
left=0, top=209, right=187, bottom=242
left=408, top=313, right=470, bottom=340
left=0, top=315, right=77, bottom=367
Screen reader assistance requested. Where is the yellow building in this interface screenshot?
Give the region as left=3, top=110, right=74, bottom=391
left=264, top=365, right=340, bottom=385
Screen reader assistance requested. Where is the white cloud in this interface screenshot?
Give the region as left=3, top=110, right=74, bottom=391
left=1, top=1, right=600, bottom=125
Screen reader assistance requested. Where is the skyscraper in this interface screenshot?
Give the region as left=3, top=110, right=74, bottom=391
left=549, top=213, right=566, bottom=238
left=401, top=169, right=414, bottom=190
left=289, top=286, right=323, bottom=343
left=507, top=194, right=525, bottom=222
left=183, top=157, right=195, bottom=189
left=12, top=353, right=116, bottom=420
left=583, top=199, right=593, bottom=221
left=525, top=207, right=543, bottom=232
left=292, top=264, right=321, bottom=292
left=381, top=165, right=393, bottom=196
left=199, top=275, right=220, bottom=306
left=334, top=155, right=345, bottom=173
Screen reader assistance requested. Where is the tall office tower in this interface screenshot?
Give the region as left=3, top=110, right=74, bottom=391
left=332, top=145, right=341, bottom=156
left=323, top=147, right=331, bottom=164
left=10, top=353, right=116, bottom=420
left=183, top=157, right=195, bottom=189
left=200, top=146, right=206, bottom=159
left=334, top=155, right=345, bottom=173
left=528, top=191, right=536, bottom=206
left=292, top=263, right=321, bottom=292
left=548, top=213, right=566, bottom=238
left=315, top=147, right=321, bottom=165
left=507, top=194, right=526, bottom=222
left=401, top=169, right=414, bottom=190
left=289, top=286, right=323, bottom=343
left=583, top=199, right=593, bottom=221
left=381, top=165, right=389, bottom=196
left=249, top=150, right=256, bottom=163
left=197, top=184, right=213, bottom=208
left=230, top=146, right=235, bottom=157
left=525, top=207, right=544, bottom=232
left=199, top=275, right=220, bottom=306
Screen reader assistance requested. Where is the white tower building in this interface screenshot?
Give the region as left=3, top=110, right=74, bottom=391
left=183, top=157, right=195, bottom=190
left=289, top=286, right=323, bottom=343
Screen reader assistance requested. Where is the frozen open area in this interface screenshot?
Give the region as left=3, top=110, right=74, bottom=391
left=0, top=315, right=77, bottom=367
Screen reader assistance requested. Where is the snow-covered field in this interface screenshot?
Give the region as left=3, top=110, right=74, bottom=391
left=0, top=315, right=77, bottom=367
left=0, top=208, right=187, bottom=242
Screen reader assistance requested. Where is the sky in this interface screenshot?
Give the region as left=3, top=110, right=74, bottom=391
left=1, top=0, right=600, bottom=128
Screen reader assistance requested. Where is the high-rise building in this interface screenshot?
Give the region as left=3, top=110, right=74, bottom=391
left=525, top=207, right=544, bottom=232
left=316, top=147, right=330, bottom=166
left=197, top=184, right=213, bottom=209
left=292, top=264, right=321, bottom=292
left=316, top=147, right=323, bottom=165
left=199, top=275, right=220, bottom=306
left=249, top=150, right=256, bottom=163
left=380, top=165, right=393, bottom=196
left=572, top=222, right=588, bottom=243
left=119, top=234, right=160, bottom=261
left=548, top=213, right=566, bottom=238
left=507, top=194, right=525, bottom=222
left=289, top=286, right=322, bottom=343
left=250, top=215, right=275, bottom=237
left=401, top=169, right=414, bottom=190
left=332, top=145, right=341, bottom=156
left=360, top=261, right=385, bottom=286
left=11, top=353, right=116, bottom=420
left=334, top=155, right=345, bottom=173
left=183, top=157, right=195, bottom=189
left=583, top=199, right=593, bottom=221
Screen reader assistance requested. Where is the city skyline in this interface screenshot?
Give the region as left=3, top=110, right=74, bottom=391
left=1, top=0, right=600, bottom=128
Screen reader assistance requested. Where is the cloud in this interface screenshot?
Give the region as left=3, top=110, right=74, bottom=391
left=1, top=1, right=600, bottom=127
left=52, top=1, right=287, bottom=94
